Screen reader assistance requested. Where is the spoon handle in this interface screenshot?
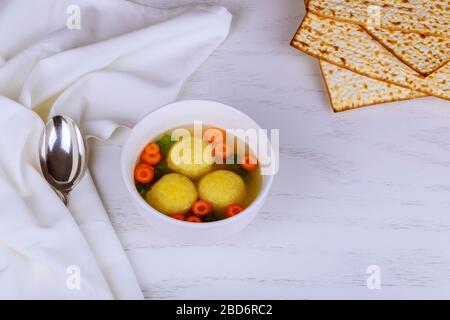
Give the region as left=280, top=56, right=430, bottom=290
left=54, top=189, right=68, bottom=206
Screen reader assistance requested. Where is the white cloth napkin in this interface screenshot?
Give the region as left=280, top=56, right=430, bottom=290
left=0, top=0, right=231, bottom=299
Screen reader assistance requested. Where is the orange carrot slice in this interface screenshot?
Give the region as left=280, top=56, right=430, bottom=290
left=241, top=154, right=258, bottom=171
left=214, top=143, right=232, bottom=160
left=192, top=200, right=213, bottom=217
left=186, top=215, right=202, bottom=223
left=141, top=152, right=161, bottom=165
left=204, top=128, right=225, bottom=145
left=171, top=213, right=186, bottom=221
left=144, top=143, right=160, bottom=156
left=224, top=204, right=243, bottom=218
left=134, top=163, right=155, bottom=184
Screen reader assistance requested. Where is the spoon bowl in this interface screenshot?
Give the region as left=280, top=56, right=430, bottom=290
left=39, top=115, right=87, bottom=205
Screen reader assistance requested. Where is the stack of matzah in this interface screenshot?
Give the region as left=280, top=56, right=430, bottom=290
left=291, top=0, right=450, bottom=112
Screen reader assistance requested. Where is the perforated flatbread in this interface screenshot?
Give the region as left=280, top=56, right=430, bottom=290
left=305, top=0, right=450, bottom=75
left=291, top=12, right=450, bottom=100
left=366, top=28, right=450, bottom=76
left=307, top=0, right=450, bottom=39
left=300, top=0, right=431, bottom=111
left=319, top=61, right=426, bottom=112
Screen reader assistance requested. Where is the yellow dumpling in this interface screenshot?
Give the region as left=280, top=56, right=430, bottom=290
left=146, top=173, right=197, bottom=215
left=198, top=170, right=246, bottom=212
left=167, top=137, right=214, bottom=180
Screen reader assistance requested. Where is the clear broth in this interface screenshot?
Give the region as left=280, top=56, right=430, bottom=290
left=135, top=125, right=262, bottom=221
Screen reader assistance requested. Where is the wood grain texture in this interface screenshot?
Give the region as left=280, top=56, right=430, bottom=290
left=91, top=0, right=450, bottom=299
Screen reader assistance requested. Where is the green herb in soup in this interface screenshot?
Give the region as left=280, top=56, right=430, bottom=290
left=156, top=134, right=176, bottom=155
left=134, top=126, right=261, bottom=223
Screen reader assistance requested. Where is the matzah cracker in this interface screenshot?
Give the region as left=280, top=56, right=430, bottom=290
left=306, top=0, right=450, bottom=75
left=367, top=28, right=450, bottom=76
left=308, top=0, right=450, bottom=39
left=290, top=13, right=450, bottom=100
left=320, top=61, right=426, bottom=112
left=302, top=0, right=429, bottom=111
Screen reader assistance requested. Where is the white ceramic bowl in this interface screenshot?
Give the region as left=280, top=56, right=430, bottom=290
left=121, top=100, right=275, bottom=242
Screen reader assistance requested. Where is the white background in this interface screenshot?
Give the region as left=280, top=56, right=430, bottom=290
left=95, top=0, right=450, bottom=299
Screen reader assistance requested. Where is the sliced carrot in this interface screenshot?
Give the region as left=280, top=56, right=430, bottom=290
left=224, top=204, right=243, bottom=218
left=134, top=163, right=155, bottom=184
left=213, top=143, right=232, bottom=160
left=241, top=154, right=258, bottom=171
left=141, top=152, right=161, bottom=165
left=192, top=200, right=213, bottom=217
left=171, top=213, right=186, bottom=221
left=144, top=143, right=160, bottom=156
left=186, top=215, right=202, bottom=223
left=203, top=128, right=225, bottom=145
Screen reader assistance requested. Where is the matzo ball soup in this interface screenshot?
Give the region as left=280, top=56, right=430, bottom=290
left=134, top=125, right=261, bottom=223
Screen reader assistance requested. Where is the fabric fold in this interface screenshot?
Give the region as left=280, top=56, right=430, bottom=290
left=0, top=0, right=231, bottom=299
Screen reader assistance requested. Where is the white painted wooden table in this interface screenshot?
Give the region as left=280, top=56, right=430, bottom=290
left=93, top=0, right=450, bottom=299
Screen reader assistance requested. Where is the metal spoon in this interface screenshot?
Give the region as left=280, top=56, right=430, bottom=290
left=39, top=115, right=88, bottom=205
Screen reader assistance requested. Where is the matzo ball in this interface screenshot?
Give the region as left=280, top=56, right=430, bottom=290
left=167, top=137, right=214, bottom=180
left=146, top=173, right=197, bottom=214
left=198, top=170, right=246, bottom=211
